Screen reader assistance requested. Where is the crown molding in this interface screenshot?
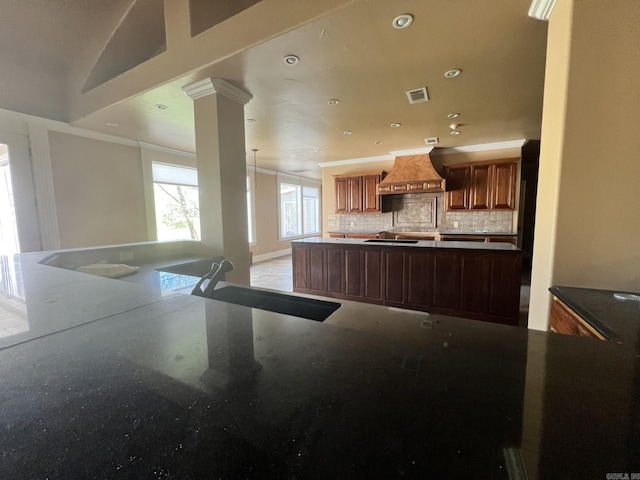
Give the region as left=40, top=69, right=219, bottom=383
left=138, top=141, right=195, bottom=158
left=528, top=0, right=557, bottom=20
left=435, top=139, right=527, bottom=155
left=253, top=166, right=277, bottom=176
left=390, top=146, right=434, bottom=156
left=318, top=154, right=393, bottom=168
left=182, top=78, right=253, bottom=105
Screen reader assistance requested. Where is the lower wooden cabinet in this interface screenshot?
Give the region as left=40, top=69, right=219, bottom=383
left=292, top=243, right=522, bottom=325
left=549, top=296, right=604, bottom=339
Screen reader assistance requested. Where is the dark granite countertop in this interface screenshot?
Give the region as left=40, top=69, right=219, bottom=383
left=296, top=236, right=521, bottom=251
left=550, top=285, right=640, bottom=344
left=0, top=245, right=638, bottom=478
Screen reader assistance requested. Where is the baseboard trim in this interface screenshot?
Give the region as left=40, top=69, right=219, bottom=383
left=252, top=248, right=292, bottom=264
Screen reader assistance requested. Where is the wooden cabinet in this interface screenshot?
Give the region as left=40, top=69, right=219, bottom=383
left=549, top=296, right=604, bottom=339
left=469, top=163, right=492, bottom=210
left=334, top=171, right=385, bottom=214
left=292, top=242, right=522, bottom=325
left=444, top=159, right=518, bottom=211
left=444, top=166, right=470, bottom=210
left=492, top=161, right=517, bottom=209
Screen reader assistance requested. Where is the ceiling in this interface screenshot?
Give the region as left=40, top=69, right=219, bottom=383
left=0, top=0, right=548, bottom=178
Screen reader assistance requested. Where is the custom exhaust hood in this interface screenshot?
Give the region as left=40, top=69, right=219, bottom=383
left=377, top=153, right=446, bottom=195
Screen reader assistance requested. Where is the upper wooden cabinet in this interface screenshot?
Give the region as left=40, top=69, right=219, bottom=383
left=444, top=165, right=470, bottom=210
left=334, top=171, right=386, bottom=213
left=444, top=159, right=518, bottom=211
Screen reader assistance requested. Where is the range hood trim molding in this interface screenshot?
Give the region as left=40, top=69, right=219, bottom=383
left=377, top=153, right=446, bottom=195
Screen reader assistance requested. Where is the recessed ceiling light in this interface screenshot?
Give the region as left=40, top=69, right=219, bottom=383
left=246, top=118, right=256, bottom=123
left=155, top=104, right=168, bottom=110
left=328, top=99, right=340, bottom=105
left=375, top=141, right=383, bottom=145
left=392, top=14, right=414, bottom=29
left=444, top=69, right=461, bottom=78
left=390, top=123, right=402, bottom=128
left=447, top=113, right=460, bottom=119
left=343, top=130, right=353, bottom=135
left=314, top=149, right=323, bottom=153
left=283, top=54, right=300, bottom=66
left=449, top=123, right=460, bottom=130
left=106, top=122, right=119, bottom=128
left=450, top=130, right=461, bottom=135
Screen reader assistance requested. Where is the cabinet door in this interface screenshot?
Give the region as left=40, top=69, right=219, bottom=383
left=459, top=253, right=490, bottom=315
left=362, top=174, right=381, bottom=213
left=363, top=248, right=383, bottom=301
left=335, top=178, right=349, bottom=214
left=405, top=250, right=434, bottom=307
left=432, top=251, right=460, bottom=310
left=469, top=164, right=492, bottom=210
left=344, top=248, right=363, bottom=297
left=292, top=246, right=310, bottom=290
left=384, top=250, right=405, bottom=305
left=488, top=254, right=521, bottom=323
left=444, top=166, right=470, bottom=210
left=326, top=246, right=344, bottom=294
left=347, top=177, right=363, bottom=212
left=492, top=161, right=517, bottom=209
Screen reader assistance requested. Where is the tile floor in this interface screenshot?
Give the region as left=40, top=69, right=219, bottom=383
left=251, top=255, right=532, bottom=327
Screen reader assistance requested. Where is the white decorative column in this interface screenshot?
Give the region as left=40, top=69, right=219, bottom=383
left=183, top=78, right=252, bottom=285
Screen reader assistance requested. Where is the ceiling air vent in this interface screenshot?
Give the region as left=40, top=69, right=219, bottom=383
left=424, top=137, right=439, bottom=145
left=406, top=87, right=429, bottom=105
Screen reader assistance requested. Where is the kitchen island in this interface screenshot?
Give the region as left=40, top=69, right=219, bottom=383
left=0, top=244, right=638, bottom=478
left=292, top=237, right=523, bottom=325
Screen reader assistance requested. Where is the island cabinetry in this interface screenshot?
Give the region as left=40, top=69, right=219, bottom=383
left=444, top=159, right=518, bottom=211
left=292, top=242, right=522, bottom=325
left=549, top=296, right=604, bottom=339
left=334, top=171, right=386, bottom=213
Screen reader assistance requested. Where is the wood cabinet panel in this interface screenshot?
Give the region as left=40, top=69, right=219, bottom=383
left=292, top=246, right=310, bottom=290
left=335, top=178, right=349, bottom=214
left=333, top=171, right=385, bottom=214
left=492, top=161, right=517, bottom=209
left=309, top=247, right=325, bottom=292
left=292, top=243, right=522, bottom=325
left=444, top=159, right=518, bottom=211
left=347, top=177, right=362, bottom=213
left=444, top=166, right=470, bottom=210
left=406, top=250, right=433, bottom=307
left=549, top=297, right=604, bottom=339
left=459, top=254, right=490, bottom=314
left=326, top=247, right=344, bottom=294
left=433, top=252, right=461, bottom=309
left=363, top=249, right=383, bottom=301
left=469, top=164, right=492, bottom=210
left=344, top=248, right=363, bottom=297
left=362, top=174, right=381, bottom=213
left=384, top=250, right=405, bottom=305
left=488, top=255, right=521, bottom=319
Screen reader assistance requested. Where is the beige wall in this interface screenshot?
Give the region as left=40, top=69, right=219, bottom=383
left=250, top=171, right=292, bottom=256
left=529, top=0, right=640, bottom=330
left=49, top=131, right=149, bottom=248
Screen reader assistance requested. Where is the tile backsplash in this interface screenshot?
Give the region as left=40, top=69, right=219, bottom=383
left=335, top=193, right=513, bottom=233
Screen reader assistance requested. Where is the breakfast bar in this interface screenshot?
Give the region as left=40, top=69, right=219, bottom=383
left=292, top=237, right=523, bottom=325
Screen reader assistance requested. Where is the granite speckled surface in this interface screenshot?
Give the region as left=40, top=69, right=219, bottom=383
left=0, top=246, right=639, bottom=478
left=551, top=286, right=640, bottom=343
left=295, top=236, right=521, bottom=251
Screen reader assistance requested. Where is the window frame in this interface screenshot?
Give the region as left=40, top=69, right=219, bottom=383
left=277, top=173, right=321, bottom=240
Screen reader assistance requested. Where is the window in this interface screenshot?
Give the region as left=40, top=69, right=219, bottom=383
left=278, top=174, right=321, bottom=239
left=152, top=163, right=201, bottom=241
